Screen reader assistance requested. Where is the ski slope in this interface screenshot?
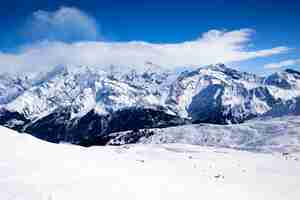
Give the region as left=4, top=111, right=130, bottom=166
left=1, top=126, right=300, bottom=200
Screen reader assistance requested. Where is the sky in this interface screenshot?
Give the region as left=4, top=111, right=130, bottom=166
left=0, top=0, right=299, bottom=74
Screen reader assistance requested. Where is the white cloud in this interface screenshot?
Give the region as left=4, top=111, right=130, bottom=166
left=0, top=27, right=290, bottom=74
left=23, top=7, right=99, bottom=42
left=264, top=59, right=300, bottom=69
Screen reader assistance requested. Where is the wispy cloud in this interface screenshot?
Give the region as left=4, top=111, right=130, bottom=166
left=22, top=6, right=99, bottom=43
left=0, top=7, right=291, bottom=74
left=264, top=59, right=300, bottom=69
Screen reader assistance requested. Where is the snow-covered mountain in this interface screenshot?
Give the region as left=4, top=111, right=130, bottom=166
left=1, top=63, right=300, bottom=144
left=167, top=64, right=300, bottom=123
left=0, top=65, right=186, bottom=143
left=2, top=65, right=174, bottom=120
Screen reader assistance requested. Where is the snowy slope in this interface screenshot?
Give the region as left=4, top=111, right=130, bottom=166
left=1, top=126, right=300, bottom=200
left=264, top=97, right=300, bottom=117
left=0, top=73, right=31, bottom=105
left=106, top=116, right=300, bottom=153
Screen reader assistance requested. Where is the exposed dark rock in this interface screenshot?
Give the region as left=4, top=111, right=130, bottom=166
left=0, top=107, right=189, bottom=146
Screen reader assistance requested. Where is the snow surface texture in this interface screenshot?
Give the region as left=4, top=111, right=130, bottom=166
left=1, top=125, right=300, bottom=200
left=107, top=116, right=300, bottom=153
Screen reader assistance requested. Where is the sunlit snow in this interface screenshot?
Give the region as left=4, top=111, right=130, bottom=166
left=1, top=126, right=300, bottom=200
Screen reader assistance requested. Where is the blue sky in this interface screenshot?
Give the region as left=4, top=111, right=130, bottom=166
left=0, top=0, right=299, bottom=74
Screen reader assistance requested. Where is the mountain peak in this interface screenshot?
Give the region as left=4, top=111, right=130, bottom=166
left=205, top=63, right=228, bottom=71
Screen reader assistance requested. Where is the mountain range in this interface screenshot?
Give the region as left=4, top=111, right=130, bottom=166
left=1, top=63, right=300, bottom=145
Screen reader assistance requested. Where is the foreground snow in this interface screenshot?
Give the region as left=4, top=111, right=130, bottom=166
left=1, top=126, right=300, bottom=200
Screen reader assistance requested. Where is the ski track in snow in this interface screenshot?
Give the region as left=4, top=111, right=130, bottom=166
left=1, top=126, right=300, bottom=200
